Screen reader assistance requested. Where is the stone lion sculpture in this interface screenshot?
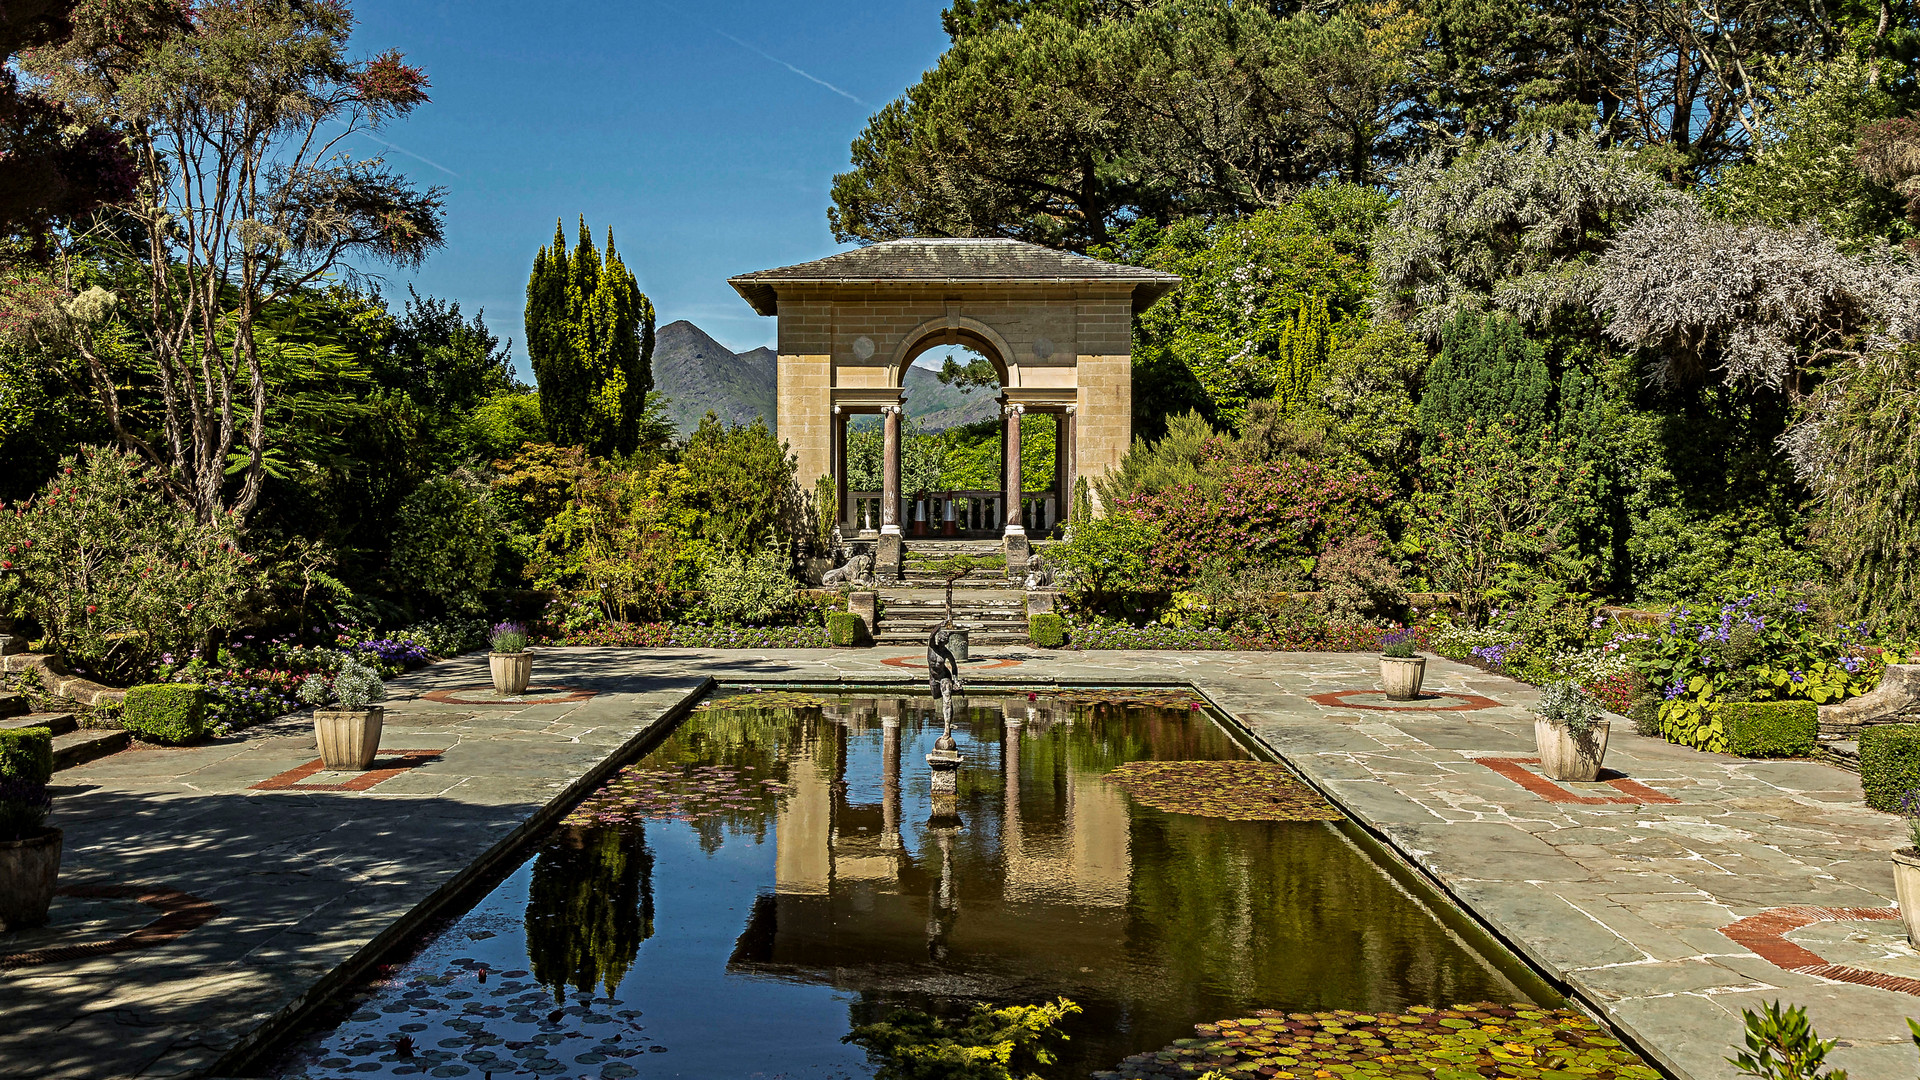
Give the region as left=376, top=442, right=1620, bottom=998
left=822, top=552, right=873, bottom=587
left=1022, top=552, right=1054, bottom=590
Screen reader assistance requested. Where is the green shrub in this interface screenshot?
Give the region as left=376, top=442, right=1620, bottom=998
left=699, top=547, right=796, bottom=625
left=393, top=475, right=499, bottom=613
left=121, top=683, right=209, bottom=745
left=828, top=612, right=868, bottom=647
left=0, top=726, right=53, bottom=842
left=0, top=726, right=54, bottom=785
left=1859, top=724, right=1920, bottom=811
left=1030, top=613, right=1066, bottom=648
left=1721, top=702, right=1817, bottom=758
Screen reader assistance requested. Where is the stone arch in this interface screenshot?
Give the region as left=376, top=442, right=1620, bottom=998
left=886, top=315, right=1017, bottom=388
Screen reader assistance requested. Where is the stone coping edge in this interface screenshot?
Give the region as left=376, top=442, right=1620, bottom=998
left=1180, top=680, right=1691, bottom=1080
left=204, top=675, right=717, bottom=1077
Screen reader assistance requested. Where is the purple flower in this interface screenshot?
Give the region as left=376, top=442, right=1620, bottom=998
left=1664, top=681, right=1686, bottom=700
left=1843, top=656, right=1861, bottom=674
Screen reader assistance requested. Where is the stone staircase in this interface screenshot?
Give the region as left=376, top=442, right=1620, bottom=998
left=875, top=540, right=1032, bottom=646
left=0, top=691, right=129, bottom=771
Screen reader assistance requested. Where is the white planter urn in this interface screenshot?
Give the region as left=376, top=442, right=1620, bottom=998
left=490, top=652, right=532, bottom=696
left=314, top=706, right=384, bottom=771
left=1893, top=849, right=1920, bottom=946
left=1535, top=717, right=1611, bottom=782
left=1380, top=655, right=1426, bottom=700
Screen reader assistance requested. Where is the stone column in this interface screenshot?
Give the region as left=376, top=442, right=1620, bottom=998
left=878, top=404, right=904, bottom=578
left=1059, top=406, right=1077, bottom=527
left=1003, top=403, right=1029, bottom=569
left=881, top=715, right=901, bottom=845
left=833, top=406, right=850, bottom=532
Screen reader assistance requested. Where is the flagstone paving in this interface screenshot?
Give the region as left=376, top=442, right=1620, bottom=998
left=1, top=644, right=1917, bottom=1079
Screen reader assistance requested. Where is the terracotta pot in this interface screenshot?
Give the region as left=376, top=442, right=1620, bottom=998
left=1894, top=848, right=1920, bottom=946
left=314, top=706, right=384, bottom=771
left=1535, top=717, right=1611, bottom=782
left=0, top=827, right=62, bottom=932
left=1380, top=655, right=1426, bottom=700
left=490, top=652, right=532, bottom=696
left=946, top=629, right=970, bottom=664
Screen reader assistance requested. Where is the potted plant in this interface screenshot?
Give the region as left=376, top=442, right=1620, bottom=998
left=1379, top=629, right=1426, bottom=700
left=1894, top=791, right=1920, bottom=946
left=299, top=655, right=387, bottom=771
left=932, top=556, right=979, bottom=662
left=1534, top=680, right=1610, bottom=782
left=490, top=621, right=531, bottom=696
left=0, top=725, right=58, bottom=931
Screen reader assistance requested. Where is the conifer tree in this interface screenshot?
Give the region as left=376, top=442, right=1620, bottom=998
left=1272, top=294, right=1331, bottom=414
left=1417, top=313, right=1551, bottom=439
left=525, top=218, right=656, bottom=458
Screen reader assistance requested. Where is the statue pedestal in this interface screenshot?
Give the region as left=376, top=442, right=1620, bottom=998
left=1002, top=532, right=1030, bottom=577
left=877, top=533, right=904, bottom=579
left=926, top=747, right=963, bottom=793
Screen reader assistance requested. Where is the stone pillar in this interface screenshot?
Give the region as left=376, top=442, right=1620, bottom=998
left=1002, top=403, right=1029, bottom=570
left=848, top=590, right=878, bottom=638
left=878, top=404, right=903, bottom=578
left=1055, top=408, right=1076, bottom=530
left=833, top=407, right=850, bottom=532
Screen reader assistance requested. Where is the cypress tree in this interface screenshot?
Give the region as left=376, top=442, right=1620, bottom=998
left=1417, top=311, right=1551, bottom=438
left=525, top=217, right=656, bottom=457
left=1272, top=293, right=1331, bottom=414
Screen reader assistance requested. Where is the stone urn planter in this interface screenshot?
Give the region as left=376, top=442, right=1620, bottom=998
left=314, top=707, right=384, bottom=771
left=490, top=652, right=532, bottom=696
left=0, top=826, right=61, bottom=931
left=1894, top=848, right=1920, bottom=945
left=1535, top=717, right=1611, bottom=782
left=1380, top=655, right=1426, bottom=700
left=947, top=629, right=971, bottom=665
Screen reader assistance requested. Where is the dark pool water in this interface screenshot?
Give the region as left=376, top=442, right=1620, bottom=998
left=275, top=692, right=1542, bottom=1079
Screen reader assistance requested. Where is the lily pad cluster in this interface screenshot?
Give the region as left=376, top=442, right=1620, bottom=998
left=1053, top=689, right=1207, bottom=710
left=281, top=961, right=663, bottom=1078
left=1104, top=761, right=1343, bottom=822
left=1094, top=1004, right=1660, bottom=1080
left=562, top=764, right=785, bottom=827
left=693, top=690, right=827, bottom=712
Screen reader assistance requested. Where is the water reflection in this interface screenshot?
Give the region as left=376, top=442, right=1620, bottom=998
left=276, top=693, right=1537, bottom=1080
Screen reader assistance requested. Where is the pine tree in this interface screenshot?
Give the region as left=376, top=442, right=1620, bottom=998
left=1417, top=312, right=1551, bottom=438
left=525, top=218, right=656, bottom=457
left=1272, top=294, right=1331, bottom=414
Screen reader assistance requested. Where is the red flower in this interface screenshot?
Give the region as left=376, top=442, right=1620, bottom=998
left=86, top=605, right=97, bottom=614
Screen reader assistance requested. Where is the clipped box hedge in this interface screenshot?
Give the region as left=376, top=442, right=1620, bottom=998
left=0, top=726, right=54, bottom=785
left=1859, top=724, right=1920, bottom=812
left=1030, top=613, right=1066, bottom=649
left=827, top=612, right=869, bottom=648
left=1720, top=701, right=1817, bottom=759
left=121, top=683, right=209, bottom=745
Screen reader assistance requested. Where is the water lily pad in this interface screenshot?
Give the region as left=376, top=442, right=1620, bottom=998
left=1104, top=760, right=1343, bottom=822
left=693, top=690, right=826, bottom=712
left=1094, top=1004, right=1660, bottom=1079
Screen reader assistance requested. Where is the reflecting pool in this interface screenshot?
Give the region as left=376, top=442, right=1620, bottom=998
left=275, top=691, right=1543, bottom=1079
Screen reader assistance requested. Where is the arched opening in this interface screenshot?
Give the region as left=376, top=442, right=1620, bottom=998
left=840, top=344, right=1063, bottom=544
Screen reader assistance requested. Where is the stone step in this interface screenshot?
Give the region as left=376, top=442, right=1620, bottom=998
left=52, top=727, right=130, bottom=770
left=1, top=713, right=78, bottom=737
left=876, top=631, right=1029, bottom=646
left=0, top=693, right=27, bottom=718
left=1819, top=737, right=1860, bottom=773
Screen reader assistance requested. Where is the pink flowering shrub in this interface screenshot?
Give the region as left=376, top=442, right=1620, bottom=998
left=1124, top=454, right=1395, bottom=588
left=0, top=448, right=250, bottom=683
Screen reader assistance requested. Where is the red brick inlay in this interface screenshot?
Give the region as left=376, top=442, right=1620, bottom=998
left=249, top=749, right=445, bottom=792
left=879, top=655, right=1024, bottom=670
left=419, top=685, right=596, bottom=706
left=1309, top=689, right=1505, bottom=712
left=0, top=886, right=220, bottom=969
left=1720, top=906, right=1920, bottom=997
left=1472, top=756, right=1681, bottom=806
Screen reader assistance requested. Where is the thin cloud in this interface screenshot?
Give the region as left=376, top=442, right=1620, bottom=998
left=654, top=1, right=868, bottom=108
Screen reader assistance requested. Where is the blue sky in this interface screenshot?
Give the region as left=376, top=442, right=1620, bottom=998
left=347, top=1, right=951, bottom=374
